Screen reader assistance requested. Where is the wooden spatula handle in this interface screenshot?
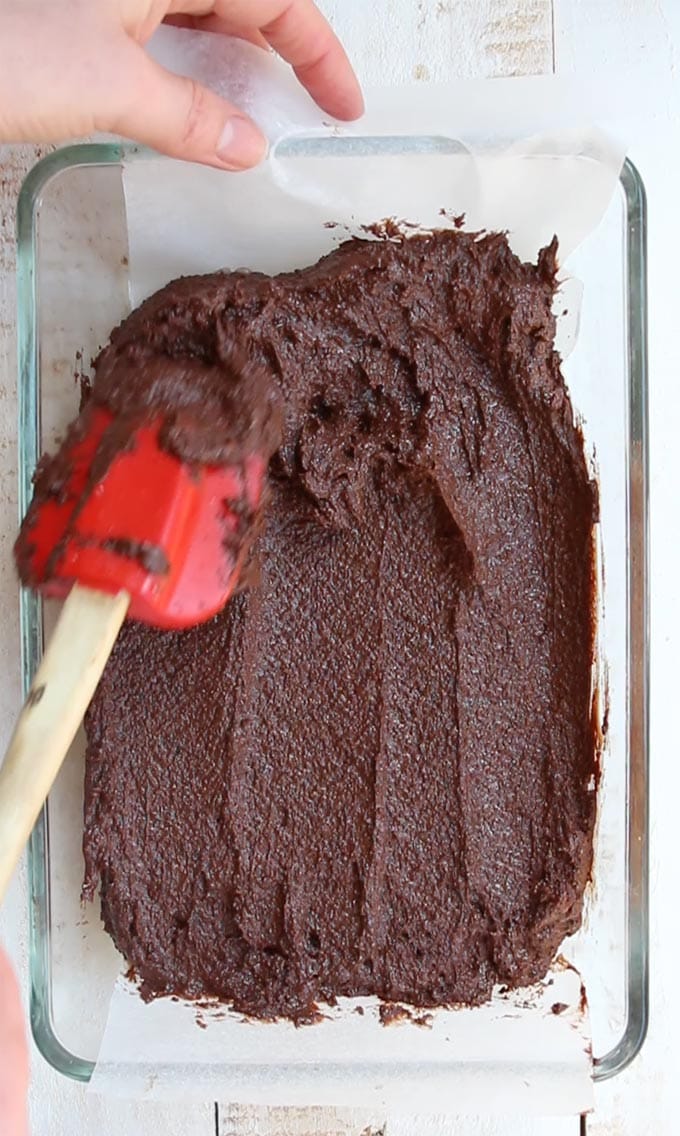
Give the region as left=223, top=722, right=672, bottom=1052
left=0, top=584, right=129, bottom=903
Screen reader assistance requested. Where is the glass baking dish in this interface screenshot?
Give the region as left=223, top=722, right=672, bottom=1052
left=15, top=142, right=648, bottom=1086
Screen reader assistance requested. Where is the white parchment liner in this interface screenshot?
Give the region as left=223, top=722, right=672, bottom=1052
left=88, top=26, right=625, bottom=1111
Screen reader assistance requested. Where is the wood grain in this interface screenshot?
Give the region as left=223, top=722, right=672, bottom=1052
left=219, top=1107, right=579, bottom=1136
left=321, top=0, right=553, bottom=83
left=0, top=586, right=129, bottom=904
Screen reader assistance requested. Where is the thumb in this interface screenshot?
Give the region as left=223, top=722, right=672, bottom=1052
left=108, top=44, right=267, bottom=171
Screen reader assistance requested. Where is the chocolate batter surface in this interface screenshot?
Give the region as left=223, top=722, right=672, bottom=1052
left=76, top=229, right=596, bottom=1019
left=14, top=339, right=280, bottom=588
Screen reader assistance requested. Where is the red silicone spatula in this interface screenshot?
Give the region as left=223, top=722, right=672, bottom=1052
left=0, top=399, right=268, bottom=902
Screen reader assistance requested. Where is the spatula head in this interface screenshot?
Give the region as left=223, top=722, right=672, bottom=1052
left=16, top=406, right=266, bottom=629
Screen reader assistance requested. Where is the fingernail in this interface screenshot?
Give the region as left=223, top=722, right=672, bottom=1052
left=217, top=117, right=268, bottom=169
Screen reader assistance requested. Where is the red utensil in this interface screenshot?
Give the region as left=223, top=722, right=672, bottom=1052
left=0, top=401, right=267, bottom=901
left=22, top=405, right=266, bottom=629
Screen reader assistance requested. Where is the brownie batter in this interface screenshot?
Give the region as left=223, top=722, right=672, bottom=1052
left=92, top=338, right=281, bottom=468
left=14, top=340, right=280, bottom=588
left=74, top=228, right=596, bottom=1019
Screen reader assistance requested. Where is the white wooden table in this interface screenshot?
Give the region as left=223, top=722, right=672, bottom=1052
left=1, top=1, right=678, bottom=1132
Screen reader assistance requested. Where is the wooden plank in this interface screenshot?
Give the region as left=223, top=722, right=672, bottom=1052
left=320, top=0, right=553, bottom=83
left=553, top=0, right=677, bottom=87
left=36, top=1092, right=216, bottom=1136
left=219, top=1106, right=579, bottom=1136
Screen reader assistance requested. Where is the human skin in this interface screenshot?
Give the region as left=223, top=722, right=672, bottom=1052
left=0, top=945, right=29, bottom=1136
left=0, top=6, right=361, bottom=1128
left=0, top=0, right=364, bottom=168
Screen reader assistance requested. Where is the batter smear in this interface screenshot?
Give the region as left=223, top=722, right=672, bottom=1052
left=79, top=229, right=597, bottom=1020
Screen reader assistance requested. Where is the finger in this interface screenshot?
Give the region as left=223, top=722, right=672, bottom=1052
left=167, top=1, right=363, bottom=120
left=107, top=43, right=267, bottom=170
left=259, top=0, right=364, bottom=120
left=163, top=15, right=269, bottom=51
left=0, top=947, right=29, bottom=1136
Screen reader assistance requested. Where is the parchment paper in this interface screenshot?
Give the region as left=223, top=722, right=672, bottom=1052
left=91, top=964, right=592, bottom=1112
left=89, top=25, right=624, bottom=1110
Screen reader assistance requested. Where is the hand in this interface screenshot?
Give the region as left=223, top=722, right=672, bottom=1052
left=0, top=945, right=29, bottom=1136
left=0, top=0, right=363, bottom=169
